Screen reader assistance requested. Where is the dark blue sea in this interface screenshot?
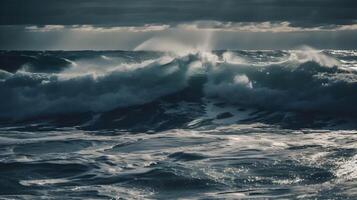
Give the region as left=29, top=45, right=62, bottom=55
left=0, top=49, right=356, bottom=199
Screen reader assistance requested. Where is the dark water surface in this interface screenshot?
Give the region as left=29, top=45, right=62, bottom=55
left=0, top=50, right=356, bottom=199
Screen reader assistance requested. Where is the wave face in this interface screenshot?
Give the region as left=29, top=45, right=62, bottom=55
left=0, top=49, right=357, bottom=199
left=1, top=50, right=357, bottom=124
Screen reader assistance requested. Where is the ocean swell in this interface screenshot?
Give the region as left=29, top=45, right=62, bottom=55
left=0, top=54, right=192, bottom=118
left=0, top=50, right=356, bottom=120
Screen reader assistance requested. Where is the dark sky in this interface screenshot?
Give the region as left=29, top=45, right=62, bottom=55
left=1, top=0, right=357, bottom=26
left=1, top=0, right=356, bottom=50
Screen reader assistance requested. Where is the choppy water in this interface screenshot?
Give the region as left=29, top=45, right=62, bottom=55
left=0, top=49, right=356, bottom=199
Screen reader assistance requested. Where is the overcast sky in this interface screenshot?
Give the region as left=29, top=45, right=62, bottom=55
left=0, top=0, right=356, bottom=50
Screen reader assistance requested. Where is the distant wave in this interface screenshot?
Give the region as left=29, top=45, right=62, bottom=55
left=0, top=49, right=356, bottom=122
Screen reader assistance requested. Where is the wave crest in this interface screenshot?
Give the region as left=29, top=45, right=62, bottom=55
left=0, top=49, right=356, bottom=119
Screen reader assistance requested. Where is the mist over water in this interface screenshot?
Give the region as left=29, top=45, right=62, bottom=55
left=0, top=47, right=357, bottom=199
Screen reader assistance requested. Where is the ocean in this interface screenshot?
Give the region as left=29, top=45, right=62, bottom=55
left=0, top=49, right=356, bottom=199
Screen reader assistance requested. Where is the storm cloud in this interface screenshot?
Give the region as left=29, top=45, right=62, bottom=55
left=0, top=0, right=356, bottom=49
left=1, top=0, right=356, bottom=27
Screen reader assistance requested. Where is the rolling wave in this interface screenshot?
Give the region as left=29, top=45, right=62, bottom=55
left=1, top=49, right=357, bottom=199
left=0, top=49, right=356, bottom=128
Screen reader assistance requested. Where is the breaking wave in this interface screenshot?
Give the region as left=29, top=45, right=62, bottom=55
left=1, top=49, right=357, bottom=199
left=0, top=49, right=356, bottom=123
